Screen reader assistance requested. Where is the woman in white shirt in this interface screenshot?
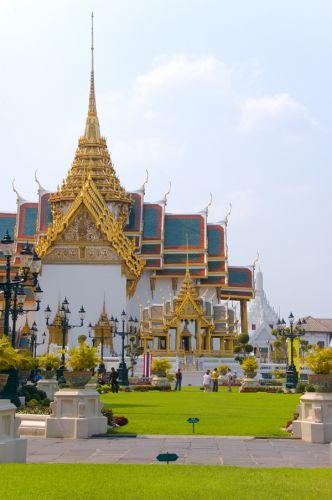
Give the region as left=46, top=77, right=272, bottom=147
left=203, top=370, right=211, bottom=392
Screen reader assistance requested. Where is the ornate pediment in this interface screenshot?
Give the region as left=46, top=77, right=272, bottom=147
left=58, top=206, right=106, bottom=243
left=37, top=176, right=145, bottom=277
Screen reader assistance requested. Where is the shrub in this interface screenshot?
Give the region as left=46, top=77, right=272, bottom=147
left=244, top=344, right=254, bottom=353
left=27, top=399, right=39, bottom=408
left=132, top=385, right=171, bottom=392
left=66, top=341, right=100, bottom=371
left=38, top=354, right=61, bottom=371
left=241, top=357, right=258, bottom=375
left=96, top=384, right=112, bottom=394
left=101, top=408, right=113, bottom=425
left=218, top=364, right=229, bottom=376
left=305, top=347, right=332, bottom=374
left=113, top=416, right=128, bottom=427
left=17, top=405, right=52, bottom=415
left=233, top=346, right=241, bottom=354
left=151, top=358, right=172, bottom=377
left=41, top=398, right=51, bottom=407
left=305, top=384, right=316, bottom=392
left=296, top=382, right=306, bottom=393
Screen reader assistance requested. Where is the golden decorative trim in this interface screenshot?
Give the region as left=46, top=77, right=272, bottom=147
left=37, top=177, right=145, bottom=279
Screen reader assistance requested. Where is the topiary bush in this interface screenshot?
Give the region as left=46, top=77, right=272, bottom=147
left=238, top=333, right=249, bottom=345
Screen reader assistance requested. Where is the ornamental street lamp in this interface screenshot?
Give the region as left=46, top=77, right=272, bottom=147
left=29, top=321, right=46, bottom=358
left=0, top=233, right=43, bottom=406
left=44, top=298, right=86, bottom=377
left=111, top=310, right=135, bottom=387
left=88, top=319, right=110, bottom=371
left=277, top=313, right=306, bottom=389
left=0, top=235, right=43, bottom=347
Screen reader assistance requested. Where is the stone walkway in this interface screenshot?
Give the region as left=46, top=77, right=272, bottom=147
left=27, top=436, right=330, bottom=467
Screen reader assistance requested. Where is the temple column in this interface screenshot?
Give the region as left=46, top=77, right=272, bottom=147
left=175, top=322, right=181, bottom=353
left=240, top=300, right=248, bottom=334
left=196, top=320, right=201, bottom=354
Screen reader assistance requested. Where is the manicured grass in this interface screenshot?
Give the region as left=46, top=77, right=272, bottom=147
left=101, top=387, right=299, bottom=436
left=1, top=465, right=331, bottom=499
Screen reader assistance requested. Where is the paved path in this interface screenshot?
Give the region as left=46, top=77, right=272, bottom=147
left=27, top=436, right=330, bottom=467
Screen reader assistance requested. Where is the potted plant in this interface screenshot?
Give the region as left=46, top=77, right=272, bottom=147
left=38, top=353, right=61, bottom=379
left=63, top=338, right=100, bottom=388
left=151, top=358, right=172, bottom=388
left=305, top=347, right=332, bottom=392
left=0, top=337, right=16, bottom=392
left=0, top=338, right=18, bottom=391
left=241, top=357, right=258, bottom=379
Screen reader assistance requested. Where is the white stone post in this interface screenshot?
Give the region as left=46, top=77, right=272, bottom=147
left=0, top=400, right=27, bottom=463
left=45, top=388, right=107, bottom=439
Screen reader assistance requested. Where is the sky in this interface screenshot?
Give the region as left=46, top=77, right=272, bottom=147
left=0, top=0, right=331, bottom=319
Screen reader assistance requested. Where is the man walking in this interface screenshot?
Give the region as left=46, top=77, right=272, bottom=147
left=110, top=367, right=119, bottom=393
left=211, top=367, right=219, bottom=392
left=175, top=368, right=182, bottom=391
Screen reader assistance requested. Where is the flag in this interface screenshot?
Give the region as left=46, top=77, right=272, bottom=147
left=143, top=352, right=152, bottom=378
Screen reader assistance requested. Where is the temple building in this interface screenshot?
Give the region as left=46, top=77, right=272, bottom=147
left=0, top=20, right=254, bottom=358
left=248, top=268, right=278, bottom=360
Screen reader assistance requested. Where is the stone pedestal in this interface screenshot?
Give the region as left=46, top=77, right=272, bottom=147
left=45, top=388, right=107, bottom=439
left=151, top=375, right=170, bottom=389
left=240, top=377, right=260, bottom=391
left=37, top=379, right=59, bottom=401
left=293, top=392, right=332, bottom=443
left=0, top=399, right=27, bottom=463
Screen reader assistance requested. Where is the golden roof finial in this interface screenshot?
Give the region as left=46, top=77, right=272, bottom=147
left=225, top=202, right=232, bottom=226
left=252, top=251, right=259, bottom=270
left=204, top=192, right=213, bottom=216
left=142, top=170, right=149, bottom=194
left=12, top=179, right=25, bottom=204
left=102, top=292, right=106, bottom=314
left=163, top=181, right=171, bottom=206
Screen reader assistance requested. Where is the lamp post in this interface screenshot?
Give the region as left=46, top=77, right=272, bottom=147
left=29, top=321, right=46, bottom=358
left=44, top=298, right=86, bottom=377
left=111, top=310, right=133, bottom=387
left=89, top=320, right=108, bottom=371
left=0, top=235, right=43, bottom=347
left=277, top=313, right=306, bottom=389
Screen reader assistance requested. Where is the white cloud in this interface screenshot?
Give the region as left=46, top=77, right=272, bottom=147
left=134, top=54, right=233, bottom=102
left=240, top=93, right=307, bottom=131
left=112, top=137, right=184, bottom=168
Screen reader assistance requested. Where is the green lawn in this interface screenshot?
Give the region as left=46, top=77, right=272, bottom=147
left=1, top=465, right=331, bottom=499
left=101, top=387, right=299, bottom=436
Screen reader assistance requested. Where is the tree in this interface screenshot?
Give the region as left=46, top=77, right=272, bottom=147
left=234, top=333, right=253, bottom=364
left=125, top=333, right=144, bottom=377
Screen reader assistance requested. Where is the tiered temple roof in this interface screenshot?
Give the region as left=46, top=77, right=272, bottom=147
left=0, top=15, right=254, bottom=303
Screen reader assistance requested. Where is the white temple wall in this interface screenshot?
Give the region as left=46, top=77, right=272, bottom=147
left=36, top=263, right=126, bottom=354
left=127, top=272, right=176, bottom=318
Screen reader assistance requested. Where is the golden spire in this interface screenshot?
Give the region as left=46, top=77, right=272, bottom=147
left=49, top=13, right=132, bottom=223
left=84, top=12, right=101, bottom=142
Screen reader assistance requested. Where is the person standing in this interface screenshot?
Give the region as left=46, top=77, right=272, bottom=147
left=175, top=368, right=182, bottom=391
left=211, top=368, right=219, bottom=392
left=203, top=370, right=211, bottom=392
left=110, top=367, right=119, bottom=393
left=226, top=368, right=233, bottom=392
